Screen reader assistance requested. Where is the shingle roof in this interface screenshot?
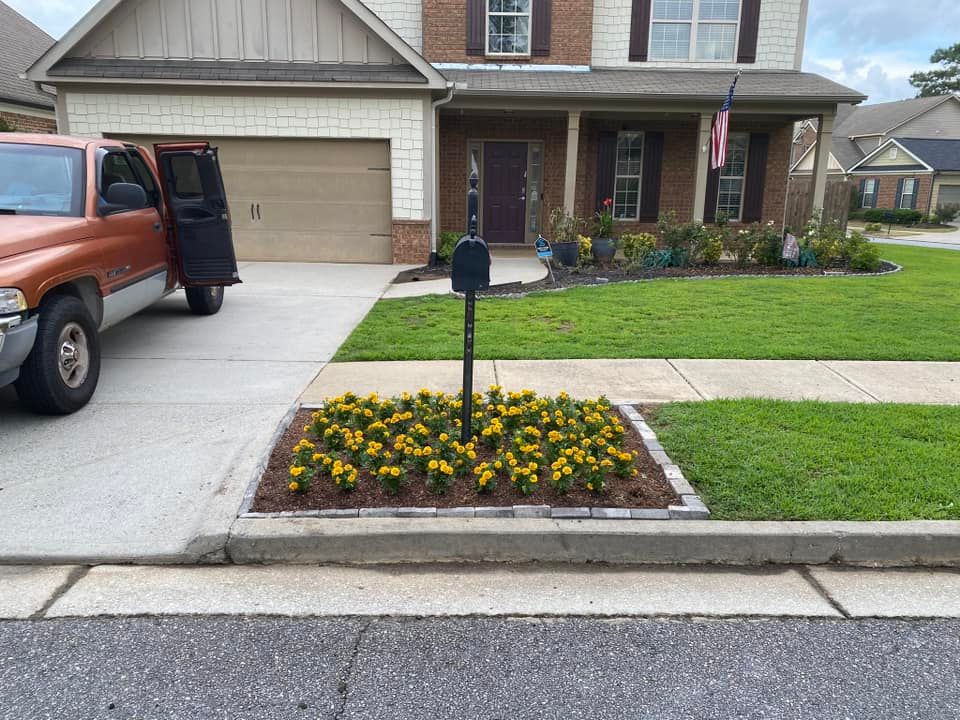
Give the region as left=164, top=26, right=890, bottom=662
left=48, top=58, right=428, bottom=84
left=0, top=1, right=55, bottom=110
left=831, top=136, right=865, bottom=171
left=440, top=68, right=866, bottom=103
left=834, top=96, right=956, bottom=138
left=897, top=138, right=960, bottom=171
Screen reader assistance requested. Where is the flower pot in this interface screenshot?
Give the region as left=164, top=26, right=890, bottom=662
left=591, top=237, right=617, bottom=262
left=553, top=240, right=579, bottom=267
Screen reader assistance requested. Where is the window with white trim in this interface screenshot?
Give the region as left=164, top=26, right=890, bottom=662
left=613, top=132, right=644, bottom=220
left=487, top=0, right=531, bottom=55
left=650, top=0, right=741, bottom=62
left=900, top=178, right=917, bottom=209
left=861, top=179, right=876, bottom=208
left=717, top=133, right=748, bottom=220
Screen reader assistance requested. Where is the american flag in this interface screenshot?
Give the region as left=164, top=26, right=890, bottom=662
left=711, top=72, right=741, bottom=170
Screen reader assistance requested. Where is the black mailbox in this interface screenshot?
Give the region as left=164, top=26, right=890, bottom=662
left=451, top=235, right=491, bottom=292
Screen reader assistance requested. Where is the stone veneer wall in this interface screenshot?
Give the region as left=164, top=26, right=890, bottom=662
left=64, top=91, right=428, bottom=223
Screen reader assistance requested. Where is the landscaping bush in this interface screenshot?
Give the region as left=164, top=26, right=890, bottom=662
left=656, top=211, right=705, bottom=267
left=751, top=222, right=786, bottom=266
left=864, top=222, right=883, bottom=233
left=694, top=231, right=724, bottom=265
left=934, top=203, right=960, bottom=224
left=549, top=207, right=583, bottom=244
left=840, top=230, right=882, bottom=272
left=437, top=231, right=460, bottom=265
left=577, top=235, right=593, bottom=266
left=621, top=232, right=657, bottom=266
left=288, top=389, right=642, bottom=498
left=723, top=226, right=756, bottom=267
left=862, top=208, right=923, bottom=225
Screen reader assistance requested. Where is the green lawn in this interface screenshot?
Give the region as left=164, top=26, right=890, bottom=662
left=336, top=245, right=960, bottom=361
left=646, top=400, right=960, bottom=521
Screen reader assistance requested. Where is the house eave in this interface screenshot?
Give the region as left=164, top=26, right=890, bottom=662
left=42, top=76, right=434, bottom=92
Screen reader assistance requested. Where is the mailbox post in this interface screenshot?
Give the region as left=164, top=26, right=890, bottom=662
left=451, top=170, right=491, bottom=443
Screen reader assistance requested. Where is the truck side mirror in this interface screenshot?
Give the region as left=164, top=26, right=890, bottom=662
left=451, top=235, right=491, bottom=292
left=99, top=182, right=148, bottom=215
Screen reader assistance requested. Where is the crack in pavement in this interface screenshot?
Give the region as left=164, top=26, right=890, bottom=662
left=30, top=566, right=91, bottom=620
left=333, top=619, right=373, bottom=720
left=798, top=566, right=851, bottom=619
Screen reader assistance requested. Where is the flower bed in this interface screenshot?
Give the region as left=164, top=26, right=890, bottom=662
left=251, top=389, right=679, bottom=514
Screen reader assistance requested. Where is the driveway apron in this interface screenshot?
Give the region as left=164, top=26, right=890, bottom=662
left=0, top=262, right=401, bottom=563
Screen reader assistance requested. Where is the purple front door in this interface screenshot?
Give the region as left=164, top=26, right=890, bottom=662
left=482, top=142, right=528, bottom=243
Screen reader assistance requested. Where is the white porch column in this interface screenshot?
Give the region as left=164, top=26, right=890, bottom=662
left=692, top=113, right=713, bottom=222
left=563, top=110, right=581, bottom=213
left=811, top=112, right=836, bottom=215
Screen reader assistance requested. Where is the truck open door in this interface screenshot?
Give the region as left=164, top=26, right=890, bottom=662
left=154, top=142, right=240, bottom=287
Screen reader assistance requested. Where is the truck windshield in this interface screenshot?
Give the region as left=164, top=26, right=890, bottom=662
left=0, top=143, right=85, bottom=217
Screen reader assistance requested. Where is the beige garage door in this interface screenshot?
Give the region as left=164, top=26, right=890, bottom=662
left=115, top=136, right=393, bottom=263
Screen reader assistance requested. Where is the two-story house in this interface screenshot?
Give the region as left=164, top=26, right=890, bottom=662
left=791, top=95, right=960, bottom=215
left=26, top=0, right=863, bottom=264
left=0, top=2, right=57, bottom=133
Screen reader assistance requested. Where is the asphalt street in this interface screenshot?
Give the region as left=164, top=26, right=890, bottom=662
left=2, top=616, right=959, bottom=720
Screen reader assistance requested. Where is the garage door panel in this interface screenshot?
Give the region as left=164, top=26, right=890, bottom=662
left=112, top=135, right=393, bottom=263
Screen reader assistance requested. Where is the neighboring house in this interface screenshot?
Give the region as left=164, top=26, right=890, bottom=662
left=0, top=2, right=57, bottom=133
left=791, top=95, right=960, bottom=215
left=26, top=0, right=863, bottom=264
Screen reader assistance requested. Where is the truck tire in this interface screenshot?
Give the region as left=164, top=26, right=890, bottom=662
left=15, top=295, right=101, bottom=415
left=185, top=286, right=224, bottom=316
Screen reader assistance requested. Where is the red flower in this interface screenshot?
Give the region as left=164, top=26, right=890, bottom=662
left=603, top=198, right=613, bottom=207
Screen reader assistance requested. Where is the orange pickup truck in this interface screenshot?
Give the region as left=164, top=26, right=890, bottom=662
left=0, top=134, right=240, bottom=414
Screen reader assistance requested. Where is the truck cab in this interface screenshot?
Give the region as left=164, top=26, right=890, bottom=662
left=0, top=134, right=240, bottom=414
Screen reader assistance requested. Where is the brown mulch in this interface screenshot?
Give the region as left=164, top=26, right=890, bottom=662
left=475, top=260, right=897, bottom=297
left=251, top=409, right=679, bottom=513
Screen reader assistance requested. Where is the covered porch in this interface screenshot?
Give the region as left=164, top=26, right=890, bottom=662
left=435, top=68, right=864, bottom=246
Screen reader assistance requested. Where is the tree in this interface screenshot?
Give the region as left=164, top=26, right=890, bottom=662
left=910, top=43, right=960, bottom=97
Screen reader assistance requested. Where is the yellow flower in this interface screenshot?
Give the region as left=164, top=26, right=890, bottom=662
left=428, top=460, right=439, bottom=471
left=288, top=481, right=300, bottom=491
left=312, top=453, right=322, bottom=462
left=289, top=466, right=305, bottom=478
left=390, top=467, right=401, bottom=477
left=552, top=471, right=561, bottom=481
left=586, top=482, right=594, bottom=491
left=439, top=433, right=449, bottom=442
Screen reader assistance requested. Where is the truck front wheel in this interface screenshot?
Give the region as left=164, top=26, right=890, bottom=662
left=185, top=286, right=224, bottom=316
left=15, top=295, right=101, bottom=415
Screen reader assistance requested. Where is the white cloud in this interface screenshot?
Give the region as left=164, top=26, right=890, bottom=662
left=7, top=0, right=96, bottom=39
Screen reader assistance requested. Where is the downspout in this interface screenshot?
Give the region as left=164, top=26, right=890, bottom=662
left=429, top=81, right=457, bottom=267
left=927, top=171, right=937, bottom=218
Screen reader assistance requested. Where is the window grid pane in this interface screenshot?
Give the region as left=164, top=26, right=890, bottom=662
left=653, top=0, right=694, bottom=20
left=488, top=0, right=530, bottom=54
left=695, top=23, right=736, bottom=60
left=699, top=0, right=739, bottom=20
left=718, top=178, right=743, bottom=220
left=613, top=133, right=643, bottom=220
left=650, top=22, right=691, bottom=60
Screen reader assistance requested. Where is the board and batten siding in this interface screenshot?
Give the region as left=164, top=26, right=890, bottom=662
left=64, top=91, right=427, bottom=221
left=592, top=0, right=806, bottom=70
left=68, top=0, right=404, bottom=64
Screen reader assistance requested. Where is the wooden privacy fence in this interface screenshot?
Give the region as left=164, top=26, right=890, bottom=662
left=785, top=176, right=853, bottom=232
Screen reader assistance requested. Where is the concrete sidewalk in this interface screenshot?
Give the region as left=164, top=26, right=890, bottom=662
left=303, top=359, right=960, bottom=405
left=4, top=564, right=960, bottom=620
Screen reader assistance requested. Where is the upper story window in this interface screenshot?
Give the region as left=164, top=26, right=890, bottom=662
left=650, top=0, right=741, bottom=62
left=487, top=0, right=531, bottom=55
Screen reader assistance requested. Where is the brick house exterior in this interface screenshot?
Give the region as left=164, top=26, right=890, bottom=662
left=29, top=0, right=862, bottom=264
left=0, top=2, right=57, bottom=134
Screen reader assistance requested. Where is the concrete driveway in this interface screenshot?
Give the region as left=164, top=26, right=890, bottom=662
left=0, top=262, right=402, bottom=563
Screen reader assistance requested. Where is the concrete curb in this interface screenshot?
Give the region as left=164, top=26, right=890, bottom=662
left=226, top=518, right=960, bottom=567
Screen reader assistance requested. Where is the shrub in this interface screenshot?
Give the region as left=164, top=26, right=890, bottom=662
left=848, top=243, right=882, bottom=272
left=437, top=231, right=460, bottom=264
left=577, top=235, right=593, bottom=266
left=723, top=226, right=757, bottom=267
left=934, top=203, right=960, bottom=224
left=751, top=222, right=786, bottom=266
left=862, top=208, right=923, bottom=225
left=656, top=211, right=704, bottom=267
left=0, top=118, right=14, bottom=132
left=621, top=233, right=657, bottom=265
left=695, top=232, right=724, bottom=265
left=864, top=222, right=883, bottom=233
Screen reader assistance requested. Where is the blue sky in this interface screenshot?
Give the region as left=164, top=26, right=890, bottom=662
left=9, top=0, right=959, bottom=105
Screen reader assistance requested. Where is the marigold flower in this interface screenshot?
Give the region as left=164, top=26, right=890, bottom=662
left=288, top=481, right=300, bottom=491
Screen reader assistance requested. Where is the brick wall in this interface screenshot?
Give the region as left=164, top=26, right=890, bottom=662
left=438, top=113, right=567, bottom=237
left=423, top=0, right=593, bottom=65
left=393, top=219, right=432, bottom=263
left=857, top=174, right=934, bottom=214
left=0, top=111, right=56, bottom=134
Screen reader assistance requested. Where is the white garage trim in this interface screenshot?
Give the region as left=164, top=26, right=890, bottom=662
left=65, top=89, right=427, bottom=222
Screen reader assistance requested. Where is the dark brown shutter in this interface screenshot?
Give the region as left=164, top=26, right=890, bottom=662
left=737, top=0, right=761, bottom=64
left=596, top=131, right=617, bottom=213
left=531, top=0, right=552, bottom=56
left=741, top=133, right=769, bottom=222
left=466, top=0, right=485, bottom=56
left=872, top=179, right=880, bottom=208
left=703, top=167, right=721, bottom=223
left=638, top=132, right=664, bottom=221
left=628, top=0, right=652, bottom=62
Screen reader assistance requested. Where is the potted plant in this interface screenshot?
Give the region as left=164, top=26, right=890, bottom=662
left=549, top=207, right=582, bottom=267
left=591, top=198, right=618, bottom=262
